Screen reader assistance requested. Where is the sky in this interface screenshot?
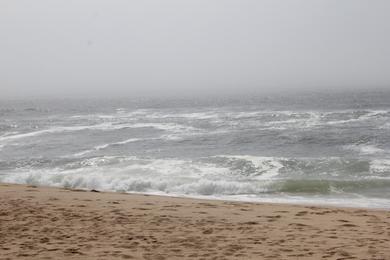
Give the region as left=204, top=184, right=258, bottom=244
left=1, top=0, right=390, bottom=99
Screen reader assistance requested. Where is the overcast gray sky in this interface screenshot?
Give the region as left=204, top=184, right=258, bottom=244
left=1, top=0, right=389, bottom=98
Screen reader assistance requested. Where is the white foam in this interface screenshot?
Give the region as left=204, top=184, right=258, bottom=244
left=94, top=143, right=111, bottom=150
left=114, top=138, right=142, bottom=145
left=73, top=150, right=95, bottom=157
left=146, top=111, right=220, bottom=120
left=2, top=155, right=389, bottom=209
left=240, top=111, right=321, bottom=130
left=0, top=131, right=19, bottom=137
left=325, top=110, right=387, bottom=125
left=370, top=159, right=390, bottom=174
left=380, top=123, right=390, bottom=129
left=2, top=160, right=389, bottom=209
left=73, top=138, right=143, bottom=157
left=0, top=122, right=198, bottom=144
left=231, top=109, right=390, bottom=129
left=0, top=123, right=113, bottom=142
left=0, top=166, right=269, bottom=197
left=0, top=156, right=270, bottom=195
left=343, top=144, right=384, bottom=155
left=231, top=110, right=309, bottom=119
left=130, top=123, right=198, bottom=133
left=93, top=138, right=143, bottom=149
left=218, top=155, right=283, bottom=179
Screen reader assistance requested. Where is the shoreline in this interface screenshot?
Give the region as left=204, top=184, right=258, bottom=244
left=1, top=183, right=390, bottom=259
left=2, top=182, right=389, bottom=211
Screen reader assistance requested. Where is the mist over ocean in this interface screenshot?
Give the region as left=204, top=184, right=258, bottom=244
left=1, top=90, right=390, bottom=208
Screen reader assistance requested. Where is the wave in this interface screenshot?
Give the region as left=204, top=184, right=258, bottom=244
left=323, top=110, right=388, bottom=125
left=0, top=167, right=268, bottom=197
left=270, top=179, right=390, bottom=194
left=130, top=123, right=198, bottom=133
left=145, top=111, right=220, bottom=120
left=1, top=154, right=390, bottom=208
left=2, top=159, right=390, bottom=209
left=45, top=109, right=390, bottom=143
left=3, top=155, right=389, bottom=188
left=343, top=144, right=384, bottom=155
left=380, top=123, right=390, bottom=129
left=70, top=108, right=389, bottom=122
left=70, top=109, right=150, bottom=120
left=0, top=122, right=198, bottom=144
left=0, top=123, right=113, bottom=142
left=370, top=159, right=390, bottom=175
left=213, top=155, right=283, bottom=179
left=73, top=138, right=144, bottom=157
left=0, top=131, right=19, bottom=137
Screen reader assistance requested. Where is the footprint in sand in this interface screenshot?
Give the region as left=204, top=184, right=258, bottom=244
left=295, top=211, right=308, bottom=216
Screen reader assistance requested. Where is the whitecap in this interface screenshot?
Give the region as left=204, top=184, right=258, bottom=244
left=0, top=122, right=199, bottom=144
left=0, top=123, right=113, bottom=142
left=325, top=110, right=388, bottom=125
left=370, top=159, right=390, bottom=174
left=72, top=138, right=144, bottom=157
left=343, top=144, right=384, bottom=155
left=214, top=155, right=283, bottom=179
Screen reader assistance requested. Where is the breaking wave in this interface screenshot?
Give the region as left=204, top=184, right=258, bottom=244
left=1, top=155, right=389, bottom=208
left=0, top=122, right=198, bottom=143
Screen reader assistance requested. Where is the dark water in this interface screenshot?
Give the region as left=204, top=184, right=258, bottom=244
left=1, top=91, right=390, bottom=208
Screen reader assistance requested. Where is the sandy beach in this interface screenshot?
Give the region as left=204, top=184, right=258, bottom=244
left=0, top=183, right=389, bottom=260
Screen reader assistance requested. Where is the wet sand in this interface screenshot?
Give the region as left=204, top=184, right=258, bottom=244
left=0, top=183, right=389, bottom=259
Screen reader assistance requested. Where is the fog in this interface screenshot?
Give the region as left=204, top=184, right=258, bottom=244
left=1, top=0, right=389, bottom=99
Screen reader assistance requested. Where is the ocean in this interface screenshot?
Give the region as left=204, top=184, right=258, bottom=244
left=1, top=90, right=390, bottom=208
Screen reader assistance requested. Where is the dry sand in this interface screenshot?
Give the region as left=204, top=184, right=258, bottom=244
left=0, top=183, right=389, bottom=259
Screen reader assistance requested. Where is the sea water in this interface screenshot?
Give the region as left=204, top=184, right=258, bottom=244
left=1, top=91, right=390, bottom=208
